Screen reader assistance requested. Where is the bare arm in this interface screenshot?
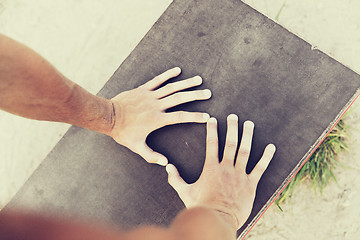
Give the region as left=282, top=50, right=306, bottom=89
left=0, top=34, right=114, bottom=135
left=0, top=34, right=211, bottom=165
left=0, top=207, right=235, bottom=240
left=0, top=33, right=275, bottom=239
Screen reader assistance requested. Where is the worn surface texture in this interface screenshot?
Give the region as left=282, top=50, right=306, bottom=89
left=4, top=0, right=360, bottom=237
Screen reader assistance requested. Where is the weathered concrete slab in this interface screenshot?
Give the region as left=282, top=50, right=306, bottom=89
left=5, top=0, right=360, bottom=238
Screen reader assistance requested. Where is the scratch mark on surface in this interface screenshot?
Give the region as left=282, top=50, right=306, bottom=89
left=209, top=53, right=223, bottom=81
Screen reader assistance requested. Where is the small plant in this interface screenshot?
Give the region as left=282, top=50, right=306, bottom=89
left=275, top=0, right=287, bottom=21
left=275, top=115, right=349, bottom=209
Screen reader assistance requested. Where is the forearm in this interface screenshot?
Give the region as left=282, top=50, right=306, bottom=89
left=0, top=210, right=124, bottom=240
left=0, top=207, right=237, bottom=240
left=0, top=34, right=114, bottom=135
left=169, top=207, right=237, bottom=240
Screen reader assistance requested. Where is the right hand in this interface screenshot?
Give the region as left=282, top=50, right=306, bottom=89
left=166, top=114, right=276, bottom=230
left=109, top=67, right=211, bottom=166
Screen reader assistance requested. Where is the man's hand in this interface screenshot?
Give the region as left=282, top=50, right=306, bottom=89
left=166, top=114, right=276, bottom=230
left=109, top=67, right=211, bottom=166
left=0, top=34, right=211, bottom=166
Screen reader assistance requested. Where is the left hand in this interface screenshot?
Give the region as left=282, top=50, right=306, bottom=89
left=166, top=115, right=276, bottom=230
left=109, top=67, right=211, bottom=166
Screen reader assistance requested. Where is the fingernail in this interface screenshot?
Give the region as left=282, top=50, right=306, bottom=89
left=208, top=117, right=217, bottom=123
left=165, top=164, right=171, bottom=173
left=228, top=114, right=238, bottom=121
left=194, top=76, right=202, bottom=84
left=203, top=113, right=210, bottom=120
left=244, top=120, right=254, bottom=128
left=268, top=144, right=276, bottom=151
left=158, top=158, right=168, bottom=166
left=204, top=89, right=212, bottom=98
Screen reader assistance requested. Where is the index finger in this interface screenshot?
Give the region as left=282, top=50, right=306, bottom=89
left=142, top=67, right=181, bottom=90
left=205, top=117, right=219, bottom=167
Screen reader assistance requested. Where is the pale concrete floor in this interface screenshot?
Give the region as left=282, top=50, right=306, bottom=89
left=0, top=0, right=172, bottom=207
left=1, top=0, right=360, bottom=239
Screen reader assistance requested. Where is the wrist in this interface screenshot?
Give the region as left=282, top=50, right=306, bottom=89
left=170, top=207, right=237, bottom=239
left=94, top=97, right=116, bottom=136
left=106, top=100, right=116, bottom=136
left=213, top=209, right=239, bottom=232
left=64, top=84, right=116, bottom=135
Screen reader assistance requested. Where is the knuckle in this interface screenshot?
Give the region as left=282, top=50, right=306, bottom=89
left=165, top=83, right=175, bottom=92
left=226, top=141, right=237, bottom=149
left=176, top=111, right=185, bottom=121
left=174, top=93, right=183, bottom=101
left=207, top=138, right=218, bottom=145
left=256, top=164, right=266, bottom=174
left=238, top=147, right=250, bottom=156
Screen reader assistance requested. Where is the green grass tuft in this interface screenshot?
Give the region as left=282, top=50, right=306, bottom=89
left=275, top=115, right=349, bottom=208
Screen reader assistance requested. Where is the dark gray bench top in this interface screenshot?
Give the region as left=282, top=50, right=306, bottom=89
left=5, top=0, right=360, bottom=238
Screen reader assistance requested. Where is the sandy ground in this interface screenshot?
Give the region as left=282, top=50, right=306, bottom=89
left=0, top=0, right=360, bottom=239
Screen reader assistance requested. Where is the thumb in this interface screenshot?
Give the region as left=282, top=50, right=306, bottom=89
left=136, top=143, right=168, bottom=166
left=166, top=164, right=188, bottom=194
